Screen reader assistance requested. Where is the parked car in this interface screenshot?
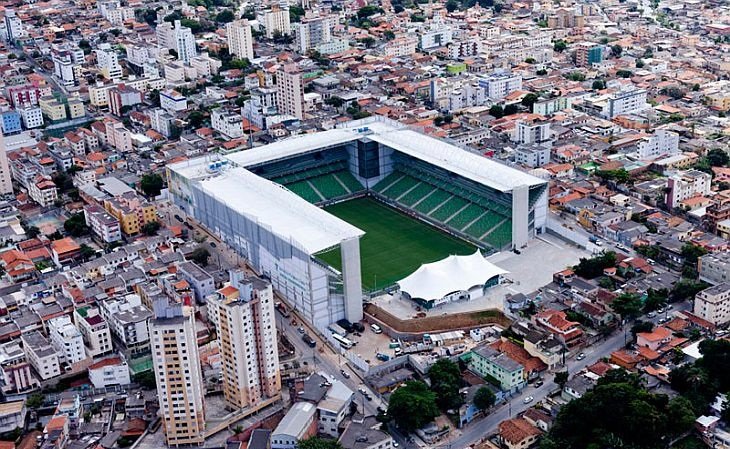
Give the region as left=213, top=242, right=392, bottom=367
left=340, top=369, right=350, bottom=379
left=576, top=353, right=586, bottom=361
left=534, top=380, right=544, bottom=387
left=523, top=396, right=534, bottom=404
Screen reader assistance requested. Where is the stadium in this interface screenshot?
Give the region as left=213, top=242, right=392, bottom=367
left=168, top=117, right=548, bottom=328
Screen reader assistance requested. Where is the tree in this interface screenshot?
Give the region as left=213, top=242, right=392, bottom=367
left=359, top=36, right=376, bottom=48
left=26, top=393, right=44, bottom=409
left=489, top=104, right=504, bottom=118
left=611, top=44, right=623, bottom=57
left=434, top=116, right=444, bottom=126
left=325, top=96, right=345, bottom=108
left=215, top=9, right=235, bottom=23
left=140, top=173, right=164, bottom=197
left=357, top=5, right=384, bottom=19
left=473, top=386, right=496, bottom=411
left=567, top=71, right=585, bottom=82
left=521, top=93, right=539, bottom=108
left=133, top=371, right=157, bottom=389
left=297, top=437, right=344, bottom=449
left=643, top=288, right=668, bottom=313
left=612, top=293, right=642, bottom=320
left=230, top=58, right=251, bottom=70
left=504, top=104, right=519, bottom=115
left=553, top=40, right=567, bottom=52
left=429, top=359, right=463, bottom=410
left=446, top=0, right=459, bottom=12
left=142, top=221, right=161, bottom=236
left=79, top=244, right=96, bottom=261
left=187, top=110, right=206, bottom=129
left=631, top=320, right=654, bottom=339
left=663, top=86, right=686, bottom=99
left=26, top=226, right=40, bottom=239
left=574, top=251, right=616, bottom=279
left=681, top=243, right=708, bottom=266
left=592, top=79, right=606, bottom=90
left=190, top=247, right=210, bottom=266
left=64, top=213, right=88, bottom=237
left=387, top=381, right=439, bottom=432
left=636, top=58, right=645, bottom=68
left=616, top=69, right=633, bottom=78
left=707, top=148, right=730, bottom=167
left=554, top=371, right=569, bottom=389
left=289, top=5, right=305, bottom=22
left=149, top=89, right=161, bottom=108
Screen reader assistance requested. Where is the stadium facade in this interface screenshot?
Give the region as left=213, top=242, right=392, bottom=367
left=168, top=117, right=548, bottom=328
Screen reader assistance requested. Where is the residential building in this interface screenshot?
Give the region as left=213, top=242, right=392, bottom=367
left=0, top=340, right=37, bottom=393
left=227, top=19, right=254, bottom=61
left=419, top=14, right=453, bottom=50
left=293, top=14, right=334, bottom=54
left=21, top=331, right=61, bottom=380
left=88, top=357, right=131, bottom=388
left=515, top=145, right=551, bottom=168
left=104, top=120, right=133, bottom=152
left=19, top=106, right=44, bottom=129
left=47, top=316, right=87, bottom=365
left=2, top=9, right=26, bottom=42
left=177, top=262, right=215, bottom=303
left=665, top=169, right=711, bottom=210
left=74, top=306, right=113, bottom=357
left=104, top=193, right=157, bottom=235
left=575, top=42, right=603, bottom=67
left=100, top=295, right=153, bottom=359
left=636, top=130, right=680, bottom=159
left=383, top=37, right=418, bottom=57
left=51, top=237, right=80, bottom=266
left=207, top=272, right=280, bottom=410
left=108, top=85, right=143, bottom=117
left=1, top=111, right=21, bottom=134
left=173, top=20, right=197, bottom=63
left=151, top=302, right=206, bottom=446
left=534, top=309, right=583, bottom=348
left=0, top=133, right=13, bottom=195
left=39, top=96, right=67, bottom=122
left=276, top=65, right=305, bottom=120
left=602, top=88, right=648, bottom=119
left=28, top=175, right=58, bottom=207
left=478, top=71, right=523, bottom=100
left=316, top=380, right=353, bottom=437
left=67, top=98, right=85, bottom=119
left=694, top=283, right=730, bottom=326
left=338, top=416, right=394, bottom=449
left=212, top=108, right=244, bottom=139
left=699, top=252, right=730, bottom=285
left=52, top=49, right=83, bottom=89
left=260, top=7, right=291, bottom=38
left=514, top=120, right=551, bottom=145
left=497, top=418, right=543, bottom=449
left=95, top=43, right=123, bottom=80
left=160, top=90, right=188, bottom=113
left=271, top=402, right=318, bottom=449
left=533, top=96, right=572, bottom=116
left=84, top=204, right=122, bottom=243
left=0, top=400, right=26, bottom=434
left=469, top=345, right=525, bottom=392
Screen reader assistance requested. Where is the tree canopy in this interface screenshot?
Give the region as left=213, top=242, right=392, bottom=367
left=297, top=437, right=344, bottom=449
left=140, top=173, right=164, bottom=197
left=707, top=148, right=730, bottom=167
left=387, top=381, right=439, bottom=432
left=190, top=247, right=210, bottom=266
left=611, top=293, right=643, bottom=319
left=64, top=213, right=88, bottom=237
left=574, top=251, right=616, bottom=279
left=473, top=386, right=496, bottom=411
left=428, top=359, right=463, bottom=410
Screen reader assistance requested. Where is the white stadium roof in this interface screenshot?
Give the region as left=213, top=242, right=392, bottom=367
left=397, top=251, right=508, bottom=300
left=197, top=167, right=364, bottom=254
left=225, top=117, right=545, bottom=192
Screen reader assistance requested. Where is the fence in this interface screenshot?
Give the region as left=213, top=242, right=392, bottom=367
left=545, top=216, right=601, bottom=253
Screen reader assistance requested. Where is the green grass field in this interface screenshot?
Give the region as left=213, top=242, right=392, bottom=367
left=315, top=197, right=475, bottom=291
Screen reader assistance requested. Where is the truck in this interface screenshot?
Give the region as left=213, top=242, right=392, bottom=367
left=337, top=319, right=354, bottom=333
left=328, top=323, right=348, bottom=337
left=275, top=302, right=290, bottom=318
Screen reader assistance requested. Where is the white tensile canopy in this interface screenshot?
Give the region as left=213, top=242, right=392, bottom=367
left=397, top=251, right=508, bottom=300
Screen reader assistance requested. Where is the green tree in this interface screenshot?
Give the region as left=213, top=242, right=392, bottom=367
left=79, top=244, right=96, bottom=261
left=142, top=221, right=161, bottom=236
left=215, top=9, right=235, bottom=23
left=521, top=93, right=539, bottom=108
left=574, top=251, right=616, bottom=279
left=230, top=58, right=251, bottom=70
left=567, top=71, right=586, bottom=82
left=473, top=386, right=496, bottom=411
left=610, top=44, right=623, bottom=57
left=681, top=243, right=708, bottom=266
left=297, top=437, right=344, bottom=449
left=504, top=104, right=519, bottom=115
left=707, top=148, right=730, bottom=167
left=636, top=58, right=645, bottom=68
left=387, top=381, right=439, bottom=432
left=446, top=0, right=459, bottom=12
left=26, top=226, right=41, bottom=239
left=592, top=79, right=606, bottom=90
left=630, top=320, right=654, bottom=339
left=616, top=69, right=633, bottom=78
left=289, top=5, right=305, bottom=22
left=643, top=288, right=668, bottom=313
left=187, top=110, right=206, bottom=129
left=357, top=5, right=384, bottom=19
left=190, top=247, right=210, bottom=266
left=26, top=393, right=45, bottom=409
left=64, top=213, right=88, bottom=237
left=489, top=104, right=504, bottom=118
left=133, top=370, right=157, bottom=389
left=325, top=96, right=345, bottom=108
left=554, top=371, right=569, bottom=389
left=553, top=40, right=567, bottom=52
left=612, top=293, right=642, bottom=319
left=429, top=359, right=463, bottom=410
left=140, top=173, right=164, bottom=197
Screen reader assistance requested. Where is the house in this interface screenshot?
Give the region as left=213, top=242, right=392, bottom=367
left=0, top=400, right=26, bottom=433
left=523, top=408, right=553, bottom=432
left=51, top=237, right=81, bottom=266
left=562, top=374, right=594, bottom=401
left=468, top=345, right=526, bottom=393
left=533, top=309, right=584, bottom=348
left=0, top=250, right=36, bottom=282
left=497, top=417, right=543, bottom=449
left=338, top=416, right=394, bottom=449
left=88, top=357, right=131, bottom=388
left=636, top=326, right=672, bottom=352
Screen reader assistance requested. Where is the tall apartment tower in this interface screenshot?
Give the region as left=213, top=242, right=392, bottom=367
left=226, top=19, right=254, bottom=61
left=261, top=7, right=291, bottom=39
left=0, top=132, right=13, bottom=195
left=150, top=302, right=206, bottom=446
left=95, top=43, right=123, bottom=80
left=174, top=20, right=197, bottom=63
left=207, top=271, right=280, bottom=410
left=275, top=65, right=305, bottom=120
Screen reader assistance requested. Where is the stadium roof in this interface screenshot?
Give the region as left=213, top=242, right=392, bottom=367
left=225, top=117, right=545, bottom=192
left=197, top=167, right=364, bottom=254
left=397, top=251, right=508, bottom=300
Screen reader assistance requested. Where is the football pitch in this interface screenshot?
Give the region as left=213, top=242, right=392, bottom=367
left=315, top=197, right=475, bottom=291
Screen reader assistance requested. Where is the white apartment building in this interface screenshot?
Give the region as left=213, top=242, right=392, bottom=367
left=95, top=43, right=123, bottom=80
left=212, top=108, right=244, bottom=139
left=665, top=169, right=711, bottom=210
left=88, top=357, right=131, bottom=388
left=151, top=302, right=206, bottom=446
left=276, top=66, right=305, bottom=120
left=207, top=272, right=280, bottom=410
left=515, top=145, right=551, bottom=168
left=383, top=37, right=418, bottom=58
left=2, top=9, right=26, bottom=42
left=316, top=377, right=353, bottom=437
left=149, top=108, right=174, bottom=137
left=126, top=44, right=152, bottom=67
left=227, top=19, right=254, bottom=61
left=52, top=48, right=84, bottom=88
left=699, top=252, right=730, bottom=285
left=0, top=340, right=37, bottom=394
left=478, top=71, right=523, bottom=100
left=156, top=21, right=175, bottom=51
left=260, top=7, right=291, bottom=38
left=74, top=305, right=114, bottom=357
left=190, top=53, right=221, bottom=77
left=160, top=90, right=188, bottom=113
left=105, top=120, right=133, bottom=152
left=174, top=20, right=197, bottom=63
left=19, top=106, right=44, bottom=129
left=636, top=129, right=680, bottom=160
left=99, top=295, right=153, bottom=358
left=28, top=175, right=58, bottom=207
left=48, top=316, right=87, bottom=365
left=293, top=14, right=335, bottom=54
left=88, top=77, right=166, bottom=107
left=514, top=120, right=551, bottom=145
left=21, top=331, right=61, bottom=380
left=419, top=14, right=453, bottom=50
left=316, top=38, right=349, bottom=55
left=694, top=283, right=730, bottom=326
left=602, top=88, right=648, bottom=119
left=0, top=133, right=12, bottom=195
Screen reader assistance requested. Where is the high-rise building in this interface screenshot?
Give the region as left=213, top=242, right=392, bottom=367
left=293, top=14, right=334, bottom=54
left=0, top=132, right=12, bottom=195
left=276, top=65, right=305, bottom=120
left=575, top=42, right=603, bottom=67
left=207, top=271, right=280, bottom=410
left=150, top=302, right=206, bottom=446
left=1, top=9, right=26, bottom=42
left=227, top=19, right=254, bottom=61
left=95, top=43, right=123, bottom=80
left=260, top=7, right=291, bottom=39
left=174, top=20, right=197, bottom=64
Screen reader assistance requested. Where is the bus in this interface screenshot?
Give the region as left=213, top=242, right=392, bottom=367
left=332, top=333, right=353, bottom=349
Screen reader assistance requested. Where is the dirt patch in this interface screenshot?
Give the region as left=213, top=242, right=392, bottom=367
left=364, top=303, right=511, bottom=335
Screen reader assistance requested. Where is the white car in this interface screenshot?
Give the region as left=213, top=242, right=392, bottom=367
left=576, top=353, right=586, bottom=361
left=523, top=396, right=534, bottom=404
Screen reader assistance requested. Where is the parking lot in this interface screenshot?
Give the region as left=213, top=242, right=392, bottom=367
left=343, top=325, right=399, bottom=366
